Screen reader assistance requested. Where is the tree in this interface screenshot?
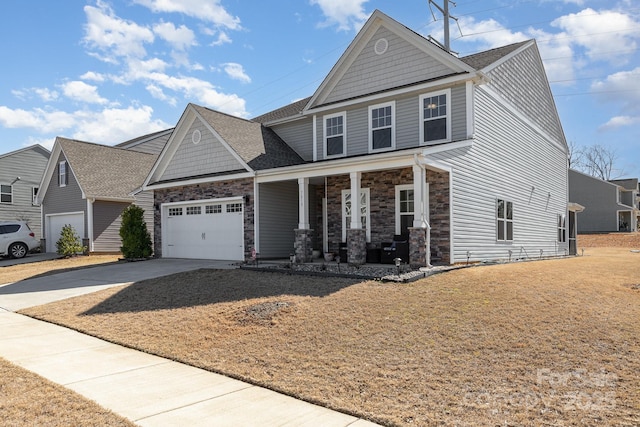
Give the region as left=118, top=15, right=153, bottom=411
left=119, top=205, right=153, bottom=259
left=56, top=224, right=85, bottom=257
left=569, top=143, right=624, bottom=181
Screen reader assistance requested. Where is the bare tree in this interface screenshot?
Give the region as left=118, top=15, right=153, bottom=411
left=567, top=140, right=583, bottom=169
left=576, top=143, right=624, bottom=181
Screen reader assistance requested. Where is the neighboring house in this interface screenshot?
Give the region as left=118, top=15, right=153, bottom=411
left=38, top=130, right=170, bottom=253
left=569, top=169, right=639, bottom=233
left=143, top=10, right=570, bottom=265
left=0, top=145, right=50, bottom=240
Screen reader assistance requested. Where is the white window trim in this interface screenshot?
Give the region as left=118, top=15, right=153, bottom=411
left=496, top=198, right=514, bottom=242
left=59, top=161, right=67, bottom=187
left=368, top=101, right=396, bottom=153
left=0, top=184, right=12, bottom=204
left=395, top=184, right=414, bottom=235
left=323, top=111, right=347, bottom=159
left=341, top=188, right=370, bottom=242
left=419, top=88, right=452, bottom=146
left=557, top=213, right=567, bottom=243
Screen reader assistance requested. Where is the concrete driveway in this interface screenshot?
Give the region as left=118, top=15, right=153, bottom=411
left=0, top=258, right=236, bottom=311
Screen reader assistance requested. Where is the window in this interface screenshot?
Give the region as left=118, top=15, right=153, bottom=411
left=324, top=112, right=346, bottom=157
left=0, top=184, right=12, bottom=203
left=168, top=207, right=183, bottom=216
left=395, top=185, right=414, bottom=236
left=420, top=89, right=451, bottom=144
left=32, top=187, right=38, bottom=205
left=496, top=199, right=513, bottom=241
left=342, top=188, right=370, bottom=242
left=369, top=102, right=395, bottom=152
left=558, top=214, right=566, bottom=242
left=58, top=161, right=68, bottom=187
left=227, top=203, right=243, bottom=213
left=206, top=204, right=222, bottom=214
left=186, top=206, right=201, bottom=215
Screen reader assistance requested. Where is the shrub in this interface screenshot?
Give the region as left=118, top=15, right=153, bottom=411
left=119, top=205, right=153, bottom=259
left=56, top=224, right=85, bottom=257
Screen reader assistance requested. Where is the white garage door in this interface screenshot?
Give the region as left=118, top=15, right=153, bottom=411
left=46, top=212, right=85, bottom=253
left=163, top=200, right=244, bottom=260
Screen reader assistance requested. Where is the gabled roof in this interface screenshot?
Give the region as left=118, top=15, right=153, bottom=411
left=191, top=104, right=305, bottom=170
left=0, top=144, right=50, bottom=160
left=40, top=137, right=157, bottom=202
left=252, top=97, right=311, bottom=124
left=115, top=128, right=174, bottom=149
left=459, top=40, right=530, bottom=70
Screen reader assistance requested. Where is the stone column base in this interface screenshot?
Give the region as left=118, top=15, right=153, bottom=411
left=346, top=228, right=366, bottom=265
left=294, top=229, right=313, bottom=263
left=409, top=227, right=428, bottom=268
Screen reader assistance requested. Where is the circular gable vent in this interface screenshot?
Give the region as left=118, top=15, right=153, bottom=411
left=191, top=129, right=202, bottom=144
left=374, top=38, right=388, bottom=55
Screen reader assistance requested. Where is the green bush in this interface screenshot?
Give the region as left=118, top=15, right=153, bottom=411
left=56, top=224, right=85, bottom=257
left=119, top=205, right=153, bottom=259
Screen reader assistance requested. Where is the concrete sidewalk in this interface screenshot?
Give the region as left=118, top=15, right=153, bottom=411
left=0, top=259, right=381, bottom=426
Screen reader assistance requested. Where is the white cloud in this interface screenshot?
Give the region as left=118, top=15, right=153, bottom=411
left=153, top=21, right=196, bottom=50
left=310, top=0, right=370, bottom=31
left=592, top=67, right=640, bottom=107
left=222, top=63, right=251, bottom=83
left=133, top=0, right=241, bottom=30
left=146, top=84, right=177, bottom=106
left=210, top=31, right=232, bottom=46
left=80, top=71, right=106, bottom=82
left=11, top=88, right=59, bottom=102
left=599, top=115, right=640, bottom=131
left=24, top=136, right=57, bottom=151
left=83, top=0, right=155, bottom=62
left=0, top=107, right=76, bottom=133
left=60, top=80, right=108, bottom=104
left=551, top=8, right=640, bottom=65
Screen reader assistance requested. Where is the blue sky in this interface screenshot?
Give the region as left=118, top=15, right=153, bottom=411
left=1, top=0, right=639, bottom=176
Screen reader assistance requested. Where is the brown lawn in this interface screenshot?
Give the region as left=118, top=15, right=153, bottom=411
left=0, top=357, right=134, bottom=426
left=18, top=246, right=640, bottom=426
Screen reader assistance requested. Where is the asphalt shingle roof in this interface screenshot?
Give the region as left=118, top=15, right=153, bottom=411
left=191, top=104, right=306, bottom=170
left=252, top=97, right=311, bottom=124
left=459, top=40, right=530, bottom=70
left=58, top=137, right=158, bottom=200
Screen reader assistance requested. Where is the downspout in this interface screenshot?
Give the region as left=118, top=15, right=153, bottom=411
left=87, top=198, right=94, bottom=253
left=252, top=171, right=259, bottom=256
left=414, top=154, right=432, bottom=268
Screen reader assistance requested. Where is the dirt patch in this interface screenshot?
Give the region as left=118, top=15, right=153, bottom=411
left=20, top=249, right=640, bottom=426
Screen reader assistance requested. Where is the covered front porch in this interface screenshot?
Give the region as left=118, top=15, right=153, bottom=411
left=255, top=154, right=452, bottom=267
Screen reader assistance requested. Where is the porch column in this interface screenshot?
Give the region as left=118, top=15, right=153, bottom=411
left=347, top=171, right=366, bottom=264
left=294, top=177, right=312, bottom=262
left=410, top=164, right=430, bottom=267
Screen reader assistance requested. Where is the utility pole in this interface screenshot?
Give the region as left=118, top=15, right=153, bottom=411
left=428, top=0, right=459, bottom=52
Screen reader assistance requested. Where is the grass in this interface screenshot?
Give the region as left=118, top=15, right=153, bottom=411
left=0, top=357, right=134, bottom=427
left=0, top=254, right=121, bottom=285
left=18, top=246, right=640, bottom=426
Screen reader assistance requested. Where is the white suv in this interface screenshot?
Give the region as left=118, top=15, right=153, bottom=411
left=0, top=221, right=40, bottom=258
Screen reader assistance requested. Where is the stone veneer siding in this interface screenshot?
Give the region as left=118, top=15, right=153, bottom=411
left=153, top=177, right=254, bottom=259
left=321, top=167, right=450, bottom=263
left=294, top=229, right=313, bottom=262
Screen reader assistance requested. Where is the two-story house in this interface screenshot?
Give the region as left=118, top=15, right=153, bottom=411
left=569, top=169, right=639, bottom=233
left=0, top=145, right=50, bottom=240
left=143, top=10, right=570, bottom=266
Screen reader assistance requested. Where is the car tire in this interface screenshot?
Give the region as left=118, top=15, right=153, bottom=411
left=9, top=243, right=28, bottom=259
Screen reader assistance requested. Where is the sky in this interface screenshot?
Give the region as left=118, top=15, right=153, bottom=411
left=1, top=0, right=639, bottom=176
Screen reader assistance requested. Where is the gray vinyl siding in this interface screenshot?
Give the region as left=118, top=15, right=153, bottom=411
left=0, top=146, right=49, bottom=240
left=568, top=170, right=619, bottom=232
left=431, top=87, right=569, bottom=262
left=125, top=133, right=170, bottom=155
left=160, top=118, right=244, bottom=181
left=92, top=201, right=128, bottom=252
left=258, top=181, right=298, bottom=258
left=323, top=26, right=455, bottom=105
left=486, top=44, right=565, bottom=144
left=41, top=152, right=87, bottom=240
left=315, top=85, right=468, bottom=159
left=270, top=119, right=314, bottom=161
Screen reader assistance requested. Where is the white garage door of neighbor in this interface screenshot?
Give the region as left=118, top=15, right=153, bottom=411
left=163, top=201, right=244, bottom=260
left=47, top=213, right=84, bottom=252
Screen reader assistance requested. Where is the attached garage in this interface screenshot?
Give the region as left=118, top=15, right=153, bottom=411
left=162, top=198, right=244, bottom=260
left=46, top=212, right=85, bottom=252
